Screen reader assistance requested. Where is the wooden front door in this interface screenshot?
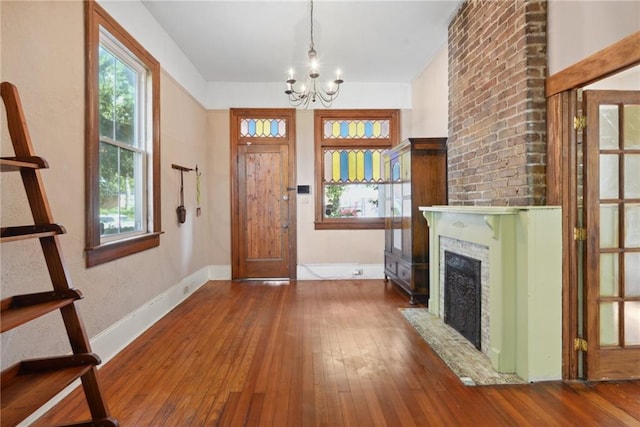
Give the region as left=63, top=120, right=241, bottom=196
left=230, top=109, right=297, bottom=280
left=583, top=90, right=640, bottom=380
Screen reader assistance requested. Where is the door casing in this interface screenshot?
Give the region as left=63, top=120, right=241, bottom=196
left=546, top=32, right=640, bottom=379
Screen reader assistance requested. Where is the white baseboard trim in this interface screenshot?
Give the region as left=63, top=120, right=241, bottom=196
left=91, top=265, right=211, bottom=362
left=208, top=264, right=232, bottom=280
left=297, top=263, right=384, bottom=280
left=18, top=265, right=215, bottom=426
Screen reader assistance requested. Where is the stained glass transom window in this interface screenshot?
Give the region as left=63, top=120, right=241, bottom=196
left=323, top=149, right=386, bottom=184
left=323, top=119, right=390, bottom=139
left=314, top=109, right=398, bottom=229
left=240, top=118, right=287, bottom=138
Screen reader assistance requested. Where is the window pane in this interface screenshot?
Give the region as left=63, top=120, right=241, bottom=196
left=323, top=183, right=382, bottom=218
left=99, top=46, right=116, bottom=141
left=599, top=253, right=619, bottom=297
left=99, top=141, right=118, bottom=235
left=114, top=59, right=136, bottom=146
left=392, top=183, right=402, bottom=215
left=624, top=302, right=640, bottom=345
left=624, top=154, right=640, bottom=199
left=599, top=154, right=619, bottom=199
left=118, top=148, right=144, bottom=234
left=625, top=204, right=640, bottom=248
left=599, top=105, right=619, bottom=149
left=599, top=302, right=619, bottom=346
left=600, top=204, right=619, bottom=249
left=624, top=105, right=640, bottom=149
left=99, top=45, right=137, bottom=146
left=99, top=142, right=143, bottom=238
left=625, top=253, right=640, bottom=297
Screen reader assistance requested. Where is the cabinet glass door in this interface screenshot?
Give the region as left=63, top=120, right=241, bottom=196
left=391, top=157, right=402, bottom=252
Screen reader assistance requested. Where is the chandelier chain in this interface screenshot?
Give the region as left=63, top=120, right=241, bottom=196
left=309, top=0, right=315, bottom=50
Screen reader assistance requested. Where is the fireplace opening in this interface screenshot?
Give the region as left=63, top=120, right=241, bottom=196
left=444, top=251, right=482, bottom=350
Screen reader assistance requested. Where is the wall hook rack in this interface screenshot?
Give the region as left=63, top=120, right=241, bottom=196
left=171, top=163, right=198, bottom=224
left=171, top=163, right=195, bottom=172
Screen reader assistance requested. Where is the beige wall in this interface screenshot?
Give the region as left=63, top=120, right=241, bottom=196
left=1, top=1, right=211, bottom=368
left=206, top=110, right=231, bottom=265
left=547, top=0, right=640, bottom=74
left=295, top=110, right=385, bottom=267
left=410, top=46, right=448, bottom=138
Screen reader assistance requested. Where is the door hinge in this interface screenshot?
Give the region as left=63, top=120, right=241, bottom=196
left=574, top=115, right=586, bottom=130
left=574, top=337, right=588, bottom=352
left=573, top=227, right=587, bottom=241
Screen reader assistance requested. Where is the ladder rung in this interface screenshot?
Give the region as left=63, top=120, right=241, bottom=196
left=0, top=224, right=66, bottom=243
left=46, top=417, right=120, bottom=427
left=0, top=156, right=49, bottom=171
left=1, top=354, right=101, bottom=427
left=1, top=289, right=84, bottom=333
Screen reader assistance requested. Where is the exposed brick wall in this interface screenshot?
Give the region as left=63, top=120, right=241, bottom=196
left=448, top=0, right=547, bottom=205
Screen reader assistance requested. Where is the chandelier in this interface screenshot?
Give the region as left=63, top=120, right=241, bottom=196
left=285, top=0, right=343, bottom=108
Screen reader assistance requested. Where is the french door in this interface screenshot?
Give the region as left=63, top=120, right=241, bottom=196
left=583, top=90, right=640, bottom=380
left=230, top=109, right=297, bottom=280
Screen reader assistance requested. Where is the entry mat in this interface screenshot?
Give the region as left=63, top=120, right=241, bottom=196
left=400, top=308, right=526, bottom=386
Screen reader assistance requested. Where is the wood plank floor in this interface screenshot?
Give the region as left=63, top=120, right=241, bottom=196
left=35, top=280, right=640, bottom=426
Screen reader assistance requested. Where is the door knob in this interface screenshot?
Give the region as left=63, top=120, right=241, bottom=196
left=282, top=195, right=289, bottom=200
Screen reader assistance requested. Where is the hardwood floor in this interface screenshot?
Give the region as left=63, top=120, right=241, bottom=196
left=35, top=280, right=640, bottom=426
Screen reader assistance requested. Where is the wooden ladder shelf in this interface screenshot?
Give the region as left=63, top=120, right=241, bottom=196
left=0, top=82, right=118, bottom=426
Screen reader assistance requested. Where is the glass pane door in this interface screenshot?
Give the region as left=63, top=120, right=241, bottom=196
left=584, top=90, right=640, bottom=380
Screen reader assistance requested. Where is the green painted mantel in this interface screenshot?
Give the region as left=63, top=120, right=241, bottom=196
left=419, top=206, right=563, bottom=382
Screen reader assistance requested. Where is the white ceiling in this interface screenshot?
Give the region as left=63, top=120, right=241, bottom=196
left=141, top=0, right=462, bottom=85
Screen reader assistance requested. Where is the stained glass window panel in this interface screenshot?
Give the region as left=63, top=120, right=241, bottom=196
left=240, top=118, right=287, bottom=138
left=323, top=149, right=386, bottom=184
left=323, top=119, right=390, bottom=139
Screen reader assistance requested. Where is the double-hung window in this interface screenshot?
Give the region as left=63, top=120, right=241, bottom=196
left=85, top=2, right=161, bottom=267
left=314, top=110, right=400, bottom=229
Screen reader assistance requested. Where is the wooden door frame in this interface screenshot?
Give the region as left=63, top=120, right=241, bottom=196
left=546, top=31, right=640, bottom=379
left=230, top=108, right=297, bottom=280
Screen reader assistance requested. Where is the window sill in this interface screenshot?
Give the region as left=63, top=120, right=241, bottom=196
left=314, top=220, right=385, bottom=230
left=85, top=231, right=162, bottom=267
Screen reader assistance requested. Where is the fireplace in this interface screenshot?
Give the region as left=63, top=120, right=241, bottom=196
left=420, top=205, right=563, bottom=382
left=444, top=251, right=481, bottom=350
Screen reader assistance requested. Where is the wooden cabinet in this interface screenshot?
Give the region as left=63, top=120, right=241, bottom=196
left=383, top=137, right=447, bottom=304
